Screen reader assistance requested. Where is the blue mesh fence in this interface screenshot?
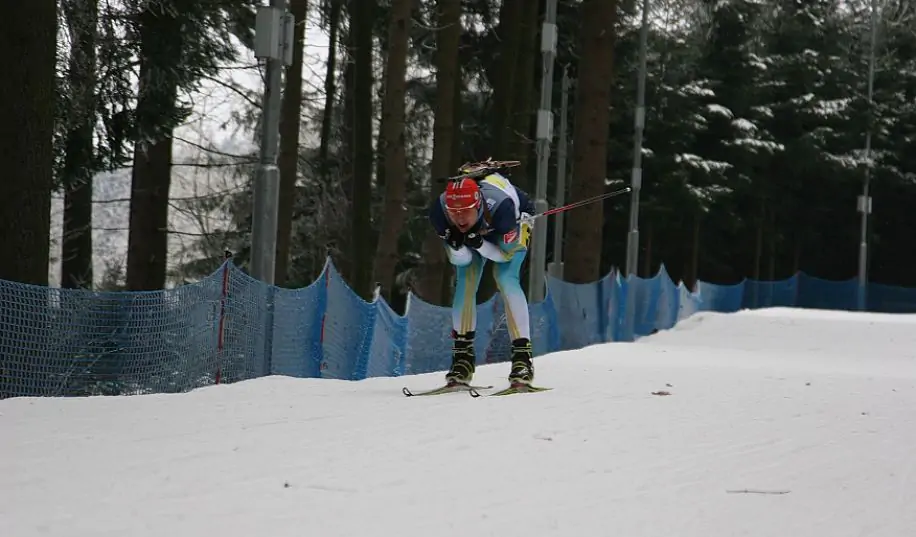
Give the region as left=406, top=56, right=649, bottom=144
left=678, top=283, right=703, bottom=322
left=478, top=291, right=561, bottom=365
left=401, top=288, right=560, bottom=374
left=320, top=262, right=376, bottom=380
left=269, top=268, right=326, bottom=379
left=402, top=293, right=454, bottom=376
left=5, top=255, right=916, bottom=399
left=797, top=273, right=859, bottom=310
left=548, top=273, right=613, bottom=351
left=365, top=297, right=409, bottom=378
left=217, top=265, right=270, bottom=384
left=695, top=280, right=745, bottom=313
left=867, top=282, right=916, bottom=313
left=743, top=276, right=798, bottom=309
left=0, top=269, right=225, bottom=398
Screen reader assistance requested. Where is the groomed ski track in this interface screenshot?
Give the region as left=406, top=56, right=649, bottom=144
left=4, top=307, right=916, bottom=536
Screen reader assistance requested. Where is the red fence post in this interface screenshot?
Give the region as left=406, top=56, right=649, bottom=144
left=216, top=251, right=233, bottom=385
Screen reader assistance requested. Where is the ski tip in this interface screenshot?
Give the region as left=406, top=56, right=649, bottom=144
left=471, top=383, right=553, bottom=397
left=403, top=383, right=496, bottom=398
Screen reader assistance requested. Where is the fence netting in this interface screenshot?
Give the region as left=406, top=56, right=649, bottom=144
left=3, top=257, right=914, bottom=399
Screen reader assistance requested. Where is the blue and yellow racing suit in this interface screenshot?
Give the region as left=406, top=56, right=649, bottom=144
left=428, top=173, right=536, bottom=341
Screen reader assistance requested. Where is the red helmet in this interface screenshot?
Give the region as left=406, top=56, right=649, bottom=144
left=445, top=178, right=481, bottom=210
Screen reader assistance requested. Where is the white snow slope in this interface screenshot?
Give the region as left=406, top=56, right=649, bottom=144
left=4, top=307, right=916, bottom=537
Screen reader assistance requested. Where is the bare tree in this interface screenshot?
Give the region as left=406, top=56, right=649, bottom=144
left=349, top=0, right=376, bottom=300
left=275, top=0, right=309, bottom=286
left=0, top=1, right=57, bottom=285
left=126, top=3, right=184, bottom=291
left=488, top=0, right=521, bottom=160
left=564, top=0, right=618, bottom=284
left=372, top=0, right=413, bottom=300
left=317, top=0, right=342, bottom=181
left=61, top=0, right=99, bottom=289
left=417, top=0, right=462, bottom=305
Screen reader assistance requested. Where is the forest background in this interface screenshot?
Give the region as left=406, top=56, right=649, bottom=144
left=3, top=0, right=915, bottom=314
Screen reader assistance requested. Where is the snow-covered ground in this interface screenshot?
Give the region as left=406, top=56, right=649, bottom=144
left=4, top=307, right=916, bottom=536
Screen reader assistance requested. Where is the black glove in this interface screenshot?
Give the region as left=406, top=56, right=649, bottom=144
left=464, top=230, right=483, bottom=249
left=441, top=227, right=465, bottom=250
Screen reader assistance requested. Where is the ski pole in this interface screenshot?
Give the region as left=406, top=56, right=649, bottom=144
left=520, top=186, right=632, bottom=224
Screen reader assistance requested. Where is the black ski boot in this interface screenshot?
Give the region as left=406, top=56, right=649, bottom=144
left=508, top=338, right=534, bottom=385
left=445, top=330, right=476, bottom=385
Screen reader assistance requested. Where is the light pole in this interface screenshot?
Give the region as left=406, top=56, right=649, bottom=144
left=548, top=67, right=571, bottom=279
left=250, top=1, right=294, bottom=285
left=624, top=0, right=650, bottom=278
left=529, top=0, right=559, bottom=302
left=857, top=0, right=878, bottom=311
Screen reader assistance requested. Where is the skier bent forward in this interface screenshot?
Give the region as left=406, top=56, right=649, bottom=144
left=428, top=165, right=536, bottom=386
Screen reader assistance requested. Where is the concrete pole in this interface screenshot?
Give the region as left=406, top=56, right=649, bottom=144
left=548, top=67, right=570, bottom=279
left=857, top=0, right=878, bottom=311
left=529, top=0, right=559, bottom=302
left=624, top=0, right=650, bottom=279
left=250, top=0, right=291, bottom=285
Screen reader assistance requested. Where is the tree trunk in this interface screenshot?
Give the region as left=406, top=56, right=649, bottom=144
left=642, top=220, right=653, bottom=278
left=317, top=0, right=341, bottom=180
left=0, top=1, right=56, bottom=285
left=563, top=0, right=617, bottom=284
left=487, top=0, right=522, bottom=158
left=506, top=1, right=539, bottom=190
left=476, top=1, right=539, bottom=304
left=441, top=71, right=465, bottom=306
left=767, top=204, right=776, bottom=281
left=274, top=0, right=309, bottom=286
left=372, top=0, right=413, bottom=300
left=349, top=0, right=376, bottom=300
left=753, top=199, right=763, bottom=281
left=690, top=215, right=700, bottom=290
left=61, top=0, right=99, bottom=290
left=126, top=4, right=183, bottom=291
left=417, top=0, right=461, bottom=304
left=311, top=0, right=346, bottom=280
left=336, top=19, right=356, bottom=278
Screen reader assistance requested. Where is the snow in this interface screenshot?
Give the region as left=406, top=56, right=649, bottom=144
left=676, top=153, right=733, bottom=173
left=706, top=103, right=733, bottom=118
left=825, top=152, right=864, bottom=168
left=689, top=184, right=733, bottom=205
left=792, top=92, right=817, bottom=105
left=728, top=137, right=786, bottom=153
left=4, top=307, right=916, bottom=537
left=748, top=53, right=769, bottom=71
left=751, top=104, right=774, bottom=118
left=680, top=82, right=715, bottom=98
left=732, top=117, right=757, bottom=132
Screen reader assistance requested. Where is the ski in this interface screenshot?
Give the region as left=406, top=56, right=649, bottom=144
left=402, top=383, right=493, bottom=397
left=468, top=384, right=552, bottom=398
